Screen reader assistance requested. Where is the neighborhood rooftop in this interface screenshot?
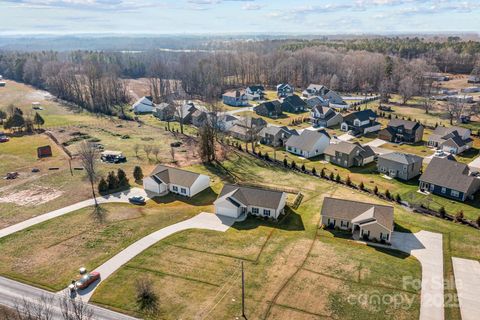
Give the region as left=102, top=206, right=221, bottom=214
left=420, top=158, right=478, bottom=193
left=218, top=184, right=285, bottom=209
left=149, top=165, right=202, bottom=188
left=286, top=129, right=330, bottom=150
left=379, top=152, right=423, bottom=165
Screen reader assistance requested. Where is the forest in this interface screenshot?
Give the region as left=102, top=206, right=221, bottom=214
left=0, top=36, right=479, bottom=115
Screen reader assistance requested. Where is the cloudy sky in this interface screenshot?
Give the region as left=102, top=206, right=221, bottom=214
left=0, top=0, right=479, bottom=35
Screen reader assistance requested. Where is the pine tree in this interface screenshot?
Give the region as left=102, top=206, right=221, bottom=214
left=335, top=173, right=341, bottom=182
left=320, top=168, right=325, bottom=178
left=385, top=189, right=391, bottom=199
left=439, top=206, right=446, bottom=218
left=395, top=194, right=401, bottom=203
left=98, top=177, right=108, bottom=193
left=133, top=166, right=144, bottom=181
left=283, top=158, right=288, bottom=167
left=374, top=185, right=378, bottom=195
left=107, top=171, right=119, bottom=190
left=329, top=172, right=334, bottom=180
left=359, top=181, right=365, bottom=190
left=33, top=112, right=45, bottom=129
left=264, top=153, right=270, bottom=161
left=117, top=169, right=129, bottom=187
left=312, top=167, right=317, bottom=175
left=301, top=164, right=306, bottom=171
left=291, top=161, right=297, bottom=169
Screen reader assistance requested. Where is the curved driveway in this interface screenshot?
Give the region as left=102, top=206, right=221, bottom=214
left=0, top=188, right=149, bottom=239
left=70, top=212, right=235, bottom=302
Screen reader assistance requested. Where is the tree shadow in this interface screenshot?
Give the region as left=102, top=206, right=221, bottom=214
left=458, top=147, right=479, bottom=159
left=368, top=246, right=412, bottom=260
left=150, top=187, right=217, bottom=207
left=91, top=205, right=108, bottom=224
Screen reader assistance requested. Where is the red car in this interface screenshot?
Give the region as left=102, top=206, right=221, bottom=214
left=75, top=271, right=100, bottom=290
left=0, top=136, right=9, bottom=143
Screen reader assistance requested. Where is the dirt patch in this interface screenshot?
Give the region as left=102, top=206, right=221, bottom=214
left=0, top=185, right=63, bottom=206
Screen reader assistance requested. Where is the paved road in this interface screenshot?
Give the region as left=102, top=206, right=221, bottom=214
left=224, top=106, right=254, bottom=115
left=0, top=276, right=138, bottom=320
left=452, top=257, right=480, bottom=320
left=70, top=212, right=235, bottom=302
left=363, top=138, right=387, bottom=147
left=0, top=188, right=150, bottom=239
left=391, top=231, right=444, bottom=320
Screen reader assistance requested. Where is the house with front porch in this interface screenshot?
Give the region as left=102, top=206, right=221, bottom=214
left=340, top=109, right=381, bottom=136
left=214, top=184, right=287, bottom=220
left=245, top=85, right=265, bottom=100
left=276, top=83, right=294, bottom=98
left=321, top=197, right=394, bottom=243
left=310, top=105, right=343, bottom=128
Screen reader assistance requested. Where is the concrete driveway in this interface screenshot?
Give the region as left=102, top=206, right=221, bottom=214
left=67, top=212, right=235, bottom=302
left=0, top=188, right=150, bottom=239
left=390, top=231, right=444, bottom=320
left=225, top=106, right=254, bottom=115
left=364, top=138, right=387, bottom=147
left=337, top=133, right=355, bottom=141
left=452, top=257, right=480, bottom=320
left=468, top=155, right=480, bottom=172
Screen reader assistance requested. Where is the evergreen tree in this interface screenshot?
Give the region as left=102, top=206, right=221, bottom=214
left=374, top=185, right=379, bottom=195
left=117, top=168, right=129, bottom=187
left=320, top=168, right=325, bottom=178
left=335, top=173, right=341, bottom=182
left=359, top=181, right=365, bottom=190
left=291, top=161, right=297, bottom=169
left=98, top=177, right=108, bottom=193
left=346, top=175, right=351, bottom=186
left=301, top=164, right=306, bottom=171
left=439, top=206, right=446, bottom=218
left=107, top=171, right=119, bottom=190
left=395, top=194, right=402, bottom=203
left=455, top=210, right=464, bottom=222
left=133, top=166, right=144, bottom=181
left=385, top=189, right=391, bottom=199
left=283, top=158, right=288, bottom=167
left=329, top=172, right=334, bottom=180
left=33, top=112, right=45, bottom=129
left=312, top=167, right=317, bottom=175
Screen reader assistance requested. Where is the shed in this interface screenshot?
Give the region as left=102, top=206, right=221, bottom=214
left=37, top=145, right=53, bottom=158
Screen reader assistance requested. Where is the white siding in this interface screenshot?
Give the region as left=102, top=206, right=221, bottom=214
left=143, top=177, right=167, bottom=194
left=190, top=174, right=211, bottom=197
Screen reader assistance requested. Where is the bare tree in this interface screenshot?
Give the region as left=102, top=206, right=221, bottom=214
left=170, top=146, right=176, bottom=162
left=143, top=145, right=153, bottom=160
left=77, top=141, right=99, bottom=206
left=152, top=146, right=160, bottom=162
left=13, top=295, right=54, bottom=320
left=398, top=76, right=416, bottom=104
left=198, top=118, right=216, bottom=163
left=133, top=144, right=140, bottom=158
left=59, top=294, right=93, bottom=320
left=135, top=277, right=159, bottom=316
left=446, top=99, right=465, bottom=125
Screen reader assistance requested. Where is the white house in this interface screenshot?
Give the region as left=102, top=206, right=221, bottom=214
left=143, top=165, right=210, bottom=197
left=214, top=184, right=287, bottom=219
left=245, top=85, right=265, bottom=100
left=285, top=129, right=330, bottom=159
left=132, top=96, right=154, bottom=114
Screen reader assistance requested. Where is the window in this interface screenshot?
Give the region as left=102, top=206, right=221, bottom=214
left=181, top=188, right=187, bottom=194
left=441, top=187, right=446, bottom=194
left=252, top=207, right=259, bottom=214
left=263, top=209, right=271, bottom=217
left=451, top=190, right=460, bottom=198
left=172, top=186, right=178, bottom=192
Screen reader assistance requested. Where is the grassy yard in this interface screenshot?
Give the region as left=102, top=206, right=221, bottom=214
left=0, top=189, right=216, bottom=291
left=236, top=110, right=312, bottom=129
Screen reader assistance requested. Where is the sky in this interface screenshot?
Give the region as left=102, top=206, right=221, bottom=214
left=0, top=0, right=479, bottom=35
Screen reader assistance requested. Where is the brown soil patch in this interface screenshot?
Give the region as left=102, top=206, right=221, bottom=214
left=0, top=185, right=63, bottom=206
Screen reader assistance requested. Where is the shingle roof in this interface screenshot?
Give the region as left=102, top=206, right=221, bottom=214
left=432, top=126, right=469, bottom=138
left=343, top=109, right=377, bottom=123
left=324, top=141, right=360, bottom=156
left=378, top=152, right=423, bottom=165
left=282, top=95, right=307, bottom=108
left=306, top=96, right=328, bottom=108
left=286, top=129, right=330, bottom=150
left=149, top=165, right=202, bottom=188
left=247, top=85, right=265, bottom=92
left=419, top=157, right=478, bottom=193
left=388, top=119, right=421, bottom=131
left=218, top=184, right=285, bottom=210
left=321, top=197, right=394, bottom=232
left=133, top=96, right=153, bottom=108
left=259, top=125, right=296, bottom=137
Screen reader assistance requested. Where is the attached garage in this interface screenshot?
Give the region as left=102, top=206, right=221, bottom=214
left=143, top=176, right=167, bottom=194
left=214, top=200, right=241, bottom=218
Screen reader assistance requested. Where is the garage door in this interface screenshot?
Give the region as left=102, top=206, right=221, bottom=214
left=215, top=205, right=239, bottom=218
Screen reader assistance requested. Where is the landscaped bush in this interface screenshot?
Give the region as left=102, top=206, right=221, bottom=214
left=133, top=166, right=144, bottom=181
left=455, top=210, right=464, bottom=222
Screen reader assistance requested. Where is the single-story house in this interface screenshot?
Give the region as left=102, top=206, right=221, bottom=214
left=378, top=119, right=424, bottom=144
left=324, top=142, right=375, bottom=168
left=340, top=109, right=381, bottom=135
left=285, top=129, right=330, bottom=159
left=143, top=165, right=210, bottom=197
left=321, top=197, right=394, bottom=243
left=310, top=105, right=343, bottom=128
left=222, top=90, right=249, bottom=107
left=281, top=95, right=308, bottom=113
left=214, top=184, right=286, bottom=219
left=276, top=83, right=294, bottom=98
left=245, top=85, right=265, bottom=100
left=254, top=100, right=283, bottom=118
left=419, top=157, right=480, bottom=202
left=259, top=126, right=298, bottom=147
left=132, top=96, right=154, bottom=114
left=427, top=126, right=472, bottom=154
left=377, top=152, right=423, bottom=181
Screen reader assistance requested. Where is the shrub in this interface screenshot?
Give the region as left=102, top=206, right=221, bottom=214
left=264, top=153, right=270, bottom=161
left=133, top=166, right=144, bottom=181
left=301, top=164, right=306, bottom=171
left=312, top=167, right=317, bottom=175
left=291, top=161, right=297, bottom=169
left=362, top=233, right=369, bottom=241
left=320, top=168, right=325, bottom=178
left=359, top=181, right=365, bottom=191
left=395, top=194, right=402, bottom=203
left=346, top=176, right=352, bottom=186
left=439, top=206, right=446, bottom=218
left=373, top=185, right=378, bottom=195
left=385, top=189, right=391, bottom=200
left=455, top=210, right=464, bottom=222
left=329, top=172, right=334, bottom=180
left=135, top=277, right=159, bottom=314
left=335, top=173, right=341, bottom=183
left=257, top=151, right=262, bottom=158
left=98, top=178, right=108, bottom=193
left=283, top=158, right=288, bottom=167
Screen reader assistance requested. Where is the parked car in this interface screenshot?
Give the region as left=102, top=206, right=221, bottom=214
left=129, top=196, right=146, bottom=205
left=5, top=172, right=19, bottom=180
left=0, top=135, right=9, bottom=143
left=75, top=271, right=100, bottom=290
left=100, top=150, right=126, bottom=163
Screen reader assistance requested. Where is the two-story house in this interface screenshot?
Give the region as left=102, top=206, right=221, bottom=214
left=378, top=119, right=424, bottom=143
left=281, top=95, right=308, bottom=113
left=419, top=157, right=480, bottom=202
left=302, top=84, right=329, bottom=98
left=285, top=129, right=330, bottom=159
left=377, top=152, right=423, bottom=181
left=310, top=105, right=343, bottom=128
left=340, top=109, right=381, bottom=135
left=276, top=83, right=294, bottom=98
left=427, top=126, right=473, bottom=154
left=245, top=85, right=265, bottom=100
left=259, top=126, right=298, bottom=147
left=254, top=100, right=283, bottom=118
left=324, top=142, right=375, bottom=168
left=222, top=90, right=249, bottom=107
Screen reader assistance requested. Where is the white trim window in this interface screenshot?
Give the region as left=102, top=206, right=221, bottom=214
left=172, top=186, right=178, bottom=192
left=451, top=190, right=460, bottom=198
left=181, top=188, right=187, bottom=194
left=441, top=187, right=447, bottom=194
left=263, top=209, right=271, bottom=217
left=252, top=207, right=259, bottom=214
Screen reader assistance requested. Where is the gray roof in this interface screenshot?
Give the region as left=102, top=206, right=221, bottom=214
left=259, top=126, right=297, bottom=137
left=419, top=157, right=478, bottom=193
left=388, top=119, right=421, bottom=131
left=432, top=126, right=469, bottom=138
left=378, top=152, right=423, bottom=165
left=321, top=197, right=394, bottom=231
left=324, top=141, right=360, bottom=156
left=149, top=165, right=202, bottom=188
left=286, top=129, right=330, bottom=150
left=344, top=109, right=377, bottom=123
left=306, top=96, right=328, bottom=108
left=218, top=184, right=285, bottom=209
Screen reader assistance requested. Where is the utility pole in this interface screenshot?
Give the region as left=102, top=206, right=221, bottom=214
left=241, top=261, right=246, bottom=319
